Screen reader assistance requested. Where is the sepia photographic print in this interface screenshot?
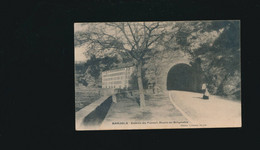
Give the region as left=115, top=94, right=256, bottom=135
left=74, top=20, right=241, bottom=130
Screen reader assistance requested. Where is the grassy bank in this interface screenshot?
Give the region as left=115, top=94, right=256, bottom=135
left=75, top=85, right=102, bottom=112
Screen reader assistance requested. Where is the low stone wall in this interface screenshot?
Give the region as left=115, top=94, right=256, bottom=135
left=76, top=95, right=113, bottom=130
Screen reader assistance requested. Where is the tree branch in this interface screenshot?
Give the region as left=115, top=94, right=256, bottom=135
left=127, top=23, right=140, bottom=50
left=147, top=33, right=164, bottom=47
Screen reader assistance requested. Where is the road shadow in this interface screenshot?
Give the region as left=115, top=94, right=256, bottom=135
left=192, top=96, right=211, bottom=101
left=192, top=96, right=204, bottom=99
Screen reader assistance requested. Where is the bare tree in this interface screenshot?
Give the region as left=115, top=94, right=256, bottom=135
left=75, top=22, right=167, bottom=108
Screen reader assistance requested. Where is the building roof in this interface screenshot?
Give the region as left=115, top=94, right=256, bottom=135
left=102, top=63, right=135, bottom=73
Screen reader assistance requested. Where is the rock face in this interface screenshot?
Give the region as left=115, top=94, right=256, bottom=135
left=219, top=71, right=241, bottom=99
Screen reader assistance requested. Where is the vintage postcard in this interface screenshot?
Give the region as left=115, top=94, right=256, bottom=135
left=74, top=20, right=241, bottom=130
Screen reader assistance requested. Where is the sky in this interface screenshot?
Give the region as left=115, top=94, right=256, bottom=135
left=74, top=23, right=88, bottom=63
left=74, top=23, right=117, bottom=63
left=75, top=45, right=87, bottom=63
left=74, top=23, right=88, bottom=32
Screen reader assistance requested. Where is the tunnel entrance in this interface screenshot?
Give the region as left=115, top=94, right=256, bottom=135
left=167, top=63, right=202, bottom=92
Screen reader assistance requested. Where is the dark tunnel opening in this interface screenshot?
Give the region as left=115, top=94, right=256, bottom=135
left=167, top=63, right=202, bottom=92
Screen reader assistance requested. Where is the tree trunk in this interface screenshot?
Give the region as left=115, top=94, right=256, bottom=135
left=154, top=74, right=158, bottom=94
left=137, top=62, right=145, bottom=108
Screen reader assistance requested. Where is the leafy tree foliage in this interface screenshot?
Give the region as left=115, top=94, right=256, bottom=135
left=76, top=55, right=119, bottom=87
left=128, top=68, right=148, bottom=90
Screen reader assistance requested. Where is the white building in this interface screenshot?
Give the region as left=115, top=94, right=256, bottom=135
left=102, top=66, right=135, bottom=89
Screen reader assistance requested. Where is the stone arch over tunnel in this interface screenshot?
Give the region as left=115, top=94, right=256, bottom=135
left=166, top=63, right=203, bottom=92
left=153, top=50, right=203, bottom=92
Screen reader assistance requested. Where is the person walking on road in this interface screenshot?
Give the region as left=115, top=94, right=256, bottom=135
left=202, top=83, right=209, bottom=99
